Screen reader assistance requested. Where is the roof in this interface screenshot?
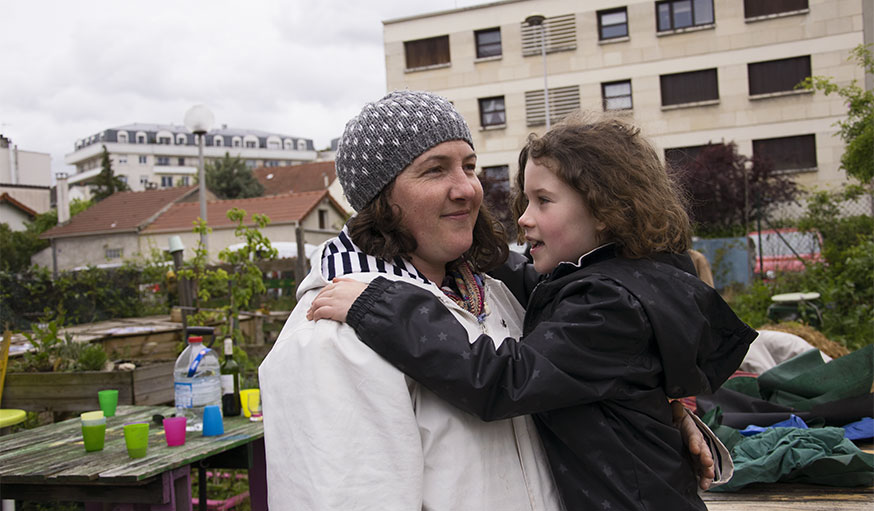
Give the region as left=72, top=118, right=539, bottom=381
left=0, top=193, right=37, bottom=217
left=141, top=190, right=346, bottom=234
left=253, top=161, right=336, bottom=197
left=41, top=186, right=197, bottom=239
left=108, top=123, right=310, bottom=141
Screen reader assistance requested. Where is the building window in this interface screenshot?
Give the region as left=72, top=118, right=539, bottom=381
left=656, top=0, right=714, bottom=32
left=136, top=133, right=146, bottom=144
left=214, top=136, right=224, bottom=147
left=179, top=176, right=190, bottom=186
left=753, top=134, right=817, bottom=173
left=318, top=210, right=328, bottom=230
left=140, top=175, right=149, bottom=185
left=117, top=132, right=128, bottom=143
left=598, top=8, right=628, bottom=40
left=118, top=175, right=128, bottom=185
left=664, top=143, right=722, bottom=170
left=475, top=28, right=502, bottom=58
left=157, top=156, right=170, bottom=166
left=660, top=68, right=719, bottom=106
left=233, top=137, right=242, bottom=148
left=160, top=176, right=174, bottom=187
left=478, top=96, right=506, bottom=127
left=118, top=155, right=128, bottom=165
left=748, top=56, right=811, bottom=96
left=744, top=0, right=807, bottom=18
left=245, top=160, right=257, bottom=168
left=245, top=140, right=257, bottom=148
left=521, top=14, right=577, bottom=56
left=157, top=136, right=172, bottom=145
left=480, top=165, right=510, bottom=194
left=176, top=134, right=187, bottom=145
left=297, top=140, right=307, bottom=151
left=105, top=248, right=123, bottom=259
left=404, top=35, right=450, bottom=70
left=525, top=85, right=581, bottom=126
left=602, top=80, right=633, bottom=111
left=138, top=155, right=147, bottom=164
left=265, top=160, right=280, bottom=167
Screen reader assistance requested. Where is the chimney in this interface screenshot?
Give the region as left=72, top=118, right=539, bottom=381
left=323, top=172, right=329, bottom=188
left=56, top=173, right=70, bottom=224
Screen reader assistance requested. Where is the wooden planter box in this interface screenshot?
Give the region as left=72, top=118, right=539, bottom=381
left=2, top=362, right=175, bottom=412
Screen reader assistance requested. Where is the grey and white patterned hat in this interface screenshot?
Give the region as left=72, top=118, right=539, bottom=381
left=335, top=90, right=474, bottom=211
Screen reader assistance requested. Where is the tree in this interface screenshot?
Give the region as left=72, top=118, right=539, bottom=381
left=91, top=145, right=130, bottom=202
left=799, top=44, right=873, bottom=184
left=204, top=153, right=264, bottom=199
left=676, top=142, right=800, bottom=236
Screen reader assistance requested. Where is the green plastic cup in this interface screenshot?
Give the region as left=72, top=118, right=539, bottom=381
left=98, top=389, right=119, bottom=417
left=81, top=411, right=106, bottom=452
left=123, top=422, right=149, bottom=458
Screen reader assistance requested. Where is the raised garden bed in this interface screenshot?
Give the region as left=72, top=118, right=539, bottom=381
left=2, top=361, right=175, bottom=412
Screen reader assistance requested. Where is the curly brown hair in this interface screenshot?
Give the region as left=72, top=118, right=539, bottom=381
left=347, top=180, right=510, bottom=274
left=513, top=112, right=691, bottom=258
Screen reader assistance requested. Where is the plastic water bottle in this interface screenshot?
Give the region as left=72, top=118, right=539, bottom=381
left=174, top=335, right=222, bottom=431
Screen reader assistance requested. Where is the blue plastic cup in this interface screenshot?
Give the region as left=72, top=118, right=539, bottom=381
left=202, top=405, right=224, bottom=437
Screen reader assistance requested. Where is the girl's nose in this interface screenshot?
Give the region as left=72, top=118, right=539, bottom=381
left=518, top=205, right=533, bottom=228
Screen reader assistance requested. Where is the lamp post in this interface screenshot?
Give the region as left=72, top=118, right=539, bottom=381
left=525, top=13, right=550, bottom=130
left=184, top=104, right=215, bottom=253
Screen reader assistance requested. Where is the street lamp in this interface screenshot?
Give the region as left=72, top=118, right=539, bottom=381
left=184, top=104, right=215, bottom=253
left=525, top=13, right=550, bottom=130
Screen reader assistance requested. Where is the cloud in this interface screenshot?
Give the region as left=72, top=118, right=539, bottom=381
left=0, top=0, right=483, bottom=176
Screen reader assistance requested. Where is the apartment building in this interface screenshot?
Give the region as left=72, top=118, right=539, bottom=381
left=64, top=123, right=318, bottom=194
left=383, top=0, right=872, bottom=194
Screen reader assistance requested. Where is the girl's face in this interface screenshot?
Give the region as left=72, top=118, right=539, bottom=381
left=518, top=158, right=606, bottom=273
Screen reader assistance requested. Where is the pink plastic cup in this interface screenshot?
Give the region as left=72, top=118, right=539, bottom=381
left=163, top=416, right=187, bottom=446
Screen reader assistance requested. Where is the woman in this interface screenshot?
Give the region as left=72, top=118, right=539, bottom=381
left=259, top=91, right=713, bottom=511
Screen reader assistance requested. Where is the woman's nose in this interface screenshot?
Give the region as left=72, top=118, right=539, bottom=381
left=448, top=168, right=478, bottom=200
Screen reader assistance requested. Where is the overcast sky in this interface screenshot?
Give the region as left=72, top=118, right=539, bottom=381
left=0, top=0, right=488, bottom=178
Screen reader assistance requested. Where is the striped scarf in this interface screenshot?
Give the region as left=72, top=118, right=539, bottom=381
left=320, top=226, right=487, bottom=321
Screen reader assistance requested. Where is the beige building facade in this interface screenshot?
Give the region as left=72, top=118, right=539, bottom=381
left=383, top=0, right=872, bottom=194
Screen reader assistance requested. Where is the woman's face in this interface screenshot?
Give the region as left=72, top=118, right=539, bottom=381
left=389, top=140, right=482, bottom=283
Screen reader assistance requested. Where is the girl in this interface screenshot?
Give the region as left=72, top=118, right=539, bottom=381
left=308, top=114, right=755, bottom=510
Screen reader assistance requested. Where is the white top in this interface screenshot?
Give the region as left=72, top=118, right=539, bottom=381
left=259, top=240, right=561, bottom=511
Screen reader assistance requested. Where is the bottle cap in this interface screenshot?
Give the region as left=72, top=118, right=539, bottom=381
left=188, top=336, right=203, bottom=343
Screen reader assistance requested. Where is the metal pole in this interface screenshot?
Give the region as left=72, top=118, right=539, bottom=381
left=197, top=132, right=208, bottom=254
left=541, top=24, right=550, bottom=130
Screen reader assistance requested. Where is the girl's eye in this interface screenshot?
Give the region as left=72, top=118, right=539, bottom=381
left=538, top=196, right=551, bottom=204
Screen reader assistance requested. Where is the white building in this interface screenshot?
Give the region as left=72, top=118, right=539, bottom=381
left=0, top=135, right=52, bottom=227
left=383, top=0, right=872, bottom=194
left=64, top=123, right=318, bottom=196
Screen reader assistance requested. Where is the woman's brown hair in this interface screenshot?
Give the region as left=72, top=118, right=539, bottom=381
left=347, top=180, right=509, bottom=274
left=513, top=112, right=692, bottom=258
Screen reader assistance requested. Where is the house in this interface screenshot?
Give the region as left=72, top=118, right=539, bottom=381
left=34, top=186, right=208, bottom=272
left=0, top=192, right=37, bottom=231
left=253, top=160, right=351, bottom=212
left=1, top=135, right=52, bottom=220
left=63, top=123, right=318, bottom=196
left=383, top=0, right=871, bottom=198
left=139, top=190, right=348, bottom=262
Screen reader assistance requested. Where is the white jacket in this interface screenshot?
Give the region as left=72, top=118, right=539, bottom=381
left=259, top=234, right=560, bottom=511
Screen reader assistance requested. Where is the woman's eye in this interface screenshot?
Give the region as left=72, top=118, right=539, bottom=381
left=463, top=163, right=477, bottom=173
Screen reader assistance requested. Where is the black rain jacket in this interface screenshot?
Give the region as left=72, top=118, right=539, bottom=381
left=347, top=245, right=757, bottom=510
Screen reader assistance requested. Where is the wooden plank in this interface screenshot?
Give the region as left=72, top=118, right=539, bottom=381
left=702, top=483, right=874, bottom=510
left=0, top=405, right=264, bottom=486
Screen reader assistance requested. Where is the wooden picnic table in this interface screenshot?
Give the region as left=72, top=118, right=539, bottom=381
left=0, top=405, right=266, bottom=510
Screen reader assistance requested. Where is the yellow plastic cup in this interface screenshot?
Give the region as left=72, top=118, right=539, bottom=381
left=240, top=389, right=259, bottom=418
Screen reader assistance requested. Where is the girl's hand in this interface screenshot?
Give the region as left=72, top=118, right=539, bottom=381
left=672, top=400, right=715, bottom=490
left=306, top=278, right=369, bottom=323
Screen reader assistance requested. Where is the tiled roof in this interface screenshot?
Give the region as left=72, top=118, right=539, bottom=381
left=41, top=187, right=196, bottom=239
left=0, top=193, right=37, bottom=217
left=253, top=161, right=336, bottom=197
left=142, top=190, right=343, bottom=234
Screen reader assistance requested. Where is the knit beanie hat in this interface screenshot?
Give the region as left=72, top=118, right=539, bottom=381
left=335, top=90, right=474, bottom=211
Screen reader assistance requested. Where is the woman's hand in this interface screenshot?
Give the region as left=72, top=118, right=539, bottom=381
left=672, top=400, right=715, bottom=490
left=307, top=278, right=369, bottom=323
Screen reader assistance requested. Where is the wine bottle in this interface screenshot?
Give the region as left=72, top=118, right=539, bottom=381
left=220, top=337, right=242, bottom=416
